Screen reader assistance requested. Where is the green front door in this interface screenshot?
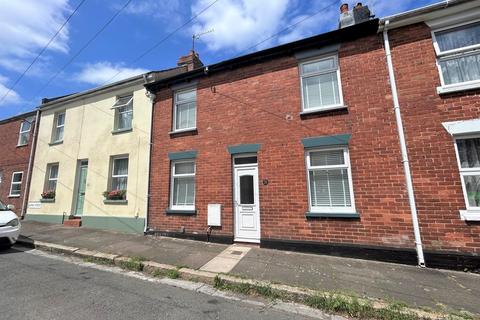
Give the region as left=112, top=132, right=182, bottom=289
left=74, top=161, right=88, bottom=216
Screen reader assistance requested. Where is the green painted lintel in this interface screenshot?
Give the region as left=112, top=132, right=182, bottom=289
left=168, top=150, right=197, bottom=160
left=228, top=143, right=261, bottom=155
left=302, top=134, right=351, bottom=148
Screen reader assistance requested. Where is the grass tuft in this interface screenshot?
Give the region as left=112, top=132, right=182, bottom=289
left=166, top=269, right=180, bottom=279
left=119, top=256, right=145, bottom=272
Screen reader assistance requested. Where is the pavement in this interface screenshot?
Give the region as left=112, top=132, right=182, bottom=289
left=18, top=221, right=480, bottom=315
left=0, top=247, right=322, bottom=320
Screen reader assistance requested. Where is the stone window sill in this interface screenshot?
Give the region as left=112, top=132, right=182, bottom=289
left=40, top=198, right=55, bottom=203
left=437, top=81, right=480, bottom=95
left=169, top=128, right=198, bottom=137
left=103, top=199, right=128, bottom=205
left=165, top=208, right=197, bottom=216
left=300, top=105, right=348, bottom=116
left=460, top=210, right=480, bottom=221
left=112, top=128, right=133, bottom=135
left=306, top=212, right=360, bottom=219
left=49, top=140, right=63, bottom=146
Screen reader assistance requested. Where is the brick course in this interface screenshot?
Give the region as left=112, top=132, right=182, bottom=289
left=148, top=22, right=480, bottom=257
left=0, top=114, right=36, bottom=215
left=390, top=23, right=480, bottom=254
left=148, top=32, right=418, bottom=249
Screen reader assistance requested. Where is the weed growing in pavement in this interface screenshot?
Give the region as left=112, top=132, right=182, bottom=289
left=120, top=256, right=145, bottom=272
left=213, top=276, right=283, bottom=300
left=82, top=256, right=114, bottom=266
left=166, top=269, right=180, bottom=279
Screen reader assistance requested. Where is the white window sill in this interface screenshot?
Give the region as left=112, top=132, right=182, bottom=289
left=8, top=195, right=20, bottom=198
left=300, top=105, right=348, bottom=115
left=16, top=144, right=28, bottom=148
left=169, top=128, right=197, bottom=135
left=460, top=210, right=480, bottom=221
left=49, top=140, right=63, bottom=146
left=437, top=81, right=480, bottom=95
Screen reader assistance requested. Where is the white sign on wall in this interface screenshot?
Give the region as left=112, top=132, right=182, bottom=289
left=28, top=201, right=41, bottom=209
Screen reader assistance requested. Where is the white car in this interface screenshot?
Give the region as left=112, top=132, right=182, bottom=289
left=0, top=201, right=21, bottom=248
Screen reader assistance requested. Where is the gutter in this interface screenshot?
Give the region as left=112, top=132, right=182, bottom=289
left=378, top=0, right=473, bottom=31
left=383, top=20, right=425, bottom=267
left=21, top=109, right=40, bottom=219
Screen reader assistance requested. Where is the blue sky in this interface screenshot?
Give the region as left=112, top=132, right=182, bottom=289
left=0, top=0, right=439, bottom=119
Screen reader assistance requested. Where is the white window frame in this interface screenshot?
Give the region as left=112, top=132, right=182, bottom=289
left=45, top=163, right=59, bottom=192
left=305, top=146, right=355, bottom=214
left=112, top=94, right=134, bottom=131
left=453, top=134, right=480, bottom=219
left=170, top=160, right=196, bottom=210
left=299, top=54, right=344, bottom=113
left=17, top=120, right=31, bottom=146
left=432, top=19, right=480, bottom=92
left=111, top=156, right=129, bottom=192
left=9, top=171, right=23, bottom=197
left=173, top=87, right=197, bottom=133
left=52, top=111, right=65, bottom=143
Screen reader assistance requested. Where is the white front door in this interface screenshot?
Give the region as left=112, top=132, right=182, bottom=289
left=234, top=165, right=260, bottom=243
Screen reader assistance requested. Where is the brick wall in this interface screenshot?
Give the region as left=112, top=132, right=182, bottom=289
left=389, top=23, right=480, bottom=254
left=148, top=32, right=420, bottom=249
left=0, top=115, right=36, bottom=215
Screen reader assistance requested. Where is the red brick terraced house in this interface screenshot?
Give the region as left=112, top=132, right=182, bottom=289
left=0, top=110, right=38, bottom=216
left=145, top=0, right=480, bottom=270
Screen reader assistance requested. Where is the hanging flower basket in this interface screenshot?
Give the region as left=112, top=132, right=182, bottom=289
left=103, top=190, right=126, bottom=200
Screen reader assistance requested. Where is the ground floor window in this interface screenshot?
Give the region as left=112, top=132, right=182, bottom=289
left=9, top=172, right=23, bottom=197
left=455, top=136, right=480, bottom=210
left=306, top=147, right=355, bottom=213
left=170, top=160, right=195, bottom=210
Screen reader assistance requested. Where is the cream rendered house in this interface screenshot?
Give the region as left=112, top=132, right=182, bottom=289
left=25, top=68, right=184, bottom=233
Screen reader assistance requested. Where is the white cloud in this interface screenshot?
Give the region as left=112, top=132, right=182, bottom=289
left=0, top=75, right=21, bottom=106
left=191, top=0, right=291, bottom=53
left=74, top=62, right=148, bottom=85
left=0, top=0, right=71, bottom=74
left=191, top=0, right=437, bottom=54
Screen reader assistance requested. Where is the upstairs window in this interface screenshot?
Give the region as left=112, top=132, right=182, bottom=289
left=112, top=94, right=133, bottom=131
left=306, top=147, right=355, bottom=213
left=18, top=119, right=32, bottom=146
left=9, top=172, right=23, bottom=197
left=173, top=88, right=196, bottom=132
left=455, top=137, right=480, bottom=210
left=170, top=160, right=195, bottom=210
left=300, top=55, right=343, bottom=112
left=433, top=21, right=480, bottom=87
left=111, top=156, right=129, bottom=192
left=52, top=112, right=65, bottom=143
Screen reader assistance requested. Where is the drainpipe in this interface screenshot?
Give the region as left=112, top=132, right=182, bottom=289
left=383, top=20, right=426, bottom=267
left=21, top=109, right=40, bottom=219
left=144, top=88, right=156, bottom=233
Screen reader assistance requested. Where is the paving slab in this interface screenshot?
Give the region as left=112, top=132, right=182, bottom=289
left=231, top=247, right=480, bottom=314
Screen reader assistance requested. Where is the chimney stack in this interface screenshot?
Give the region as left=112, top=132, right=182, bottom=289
left=177, top=50, right=204, bottom=71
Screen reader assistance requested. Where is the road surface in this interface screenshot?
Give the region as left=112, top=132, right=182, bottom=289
left=0, top=246, right=321, bottom=320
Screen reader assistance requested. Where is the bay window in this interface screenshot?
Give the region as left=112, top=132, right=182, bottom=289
left=455, top=137, right=480, bottom=211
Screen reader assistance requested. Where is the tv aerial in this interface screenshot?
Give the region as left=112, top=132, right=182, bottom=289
left=192, top=29, right=214, bottom=51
